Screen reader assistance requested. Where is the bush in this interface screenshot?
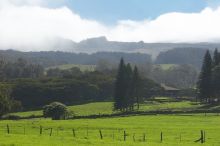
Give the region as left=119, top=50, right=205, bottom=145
left=43, top=102, right=68, bottom=120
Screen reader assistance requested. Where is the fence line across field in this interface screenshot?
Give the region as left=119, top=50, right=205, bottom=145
left=0, top=124, right=207, bottom=144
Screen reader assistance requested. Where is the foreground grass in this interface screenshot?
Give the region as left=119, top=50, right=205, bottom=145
left=10, top=100, right=202, bottom=118
left=0, top=115, right=220, bottom=146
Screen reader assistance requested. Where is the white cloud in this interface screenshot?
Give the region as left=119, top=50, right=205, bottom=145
left=0, top=1, right=220, bottom=51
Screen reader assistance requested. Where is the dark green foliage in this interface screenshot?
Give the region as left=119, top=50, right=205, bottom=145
left=0, top=58, right=43, bottom=80
left=197, top=50, right=212, bottom=102
left=11, top=71, right=115, bottom=109
left=43, top=102, right=68, bottom=120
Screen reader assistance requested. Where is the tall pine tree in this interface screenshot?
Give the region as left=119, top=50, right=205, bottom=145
left=197, top=50, right=212, bottom=103
left=125, top=63, right=133, bottom=111
left=211, top=65, right=220, bottom=102
left=114, top=58, right=126, bottom=111
left=132, top=66, right=141, bottom=110
left=213, top=48, right=220, bottom=67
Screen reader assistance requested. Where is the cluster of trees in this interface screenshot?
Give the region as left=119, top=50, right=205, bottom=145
left=114, top=59, right=141, bottom=111
left=11, top=72, right=114, bottom=109
left=197, top=49, right=220, bottom=103
left=46, top=67, right=82, bottom=78
left=0, top=58, right=43, bottom=80
left=0, top=85, right=21, bottom=117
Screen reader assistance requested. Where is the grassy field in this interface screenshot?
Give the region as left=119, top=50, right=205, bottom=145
left=155, top=64, right=178, bottom=70
left=10, top=99, right=203, bottom=118
left=46, top=64, right=96, bottom=72
left=2, top=99, right=220, bottom=145
left=47, top=63, right=175, bottom=72
left=0, top=114, right=220, bottom=146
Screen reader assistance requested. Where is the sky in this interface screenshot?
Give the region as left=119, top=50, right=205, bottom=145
left=0, top=0, right=220, bottom=51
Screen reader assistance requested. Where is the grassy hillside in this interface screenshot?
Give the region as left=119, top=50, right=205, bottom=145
left=46, top=64, right=96, bottom=72
left=10, top=98, right=202, bottom=118
left=0, top=114, right=220, bottom=146
left=155, top=64, right=178, bottom=70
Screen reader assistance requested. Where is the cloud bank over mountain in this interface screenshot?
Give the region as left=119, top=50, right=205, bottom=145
left=0, top=0, right=220, bottom=51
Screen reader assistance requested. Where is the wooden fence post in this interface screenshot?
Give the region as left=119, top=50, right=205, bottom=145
left=124, top=130, right=126, bottom=141
left=50, top=128, right=53, bottom=136
left=143, top=133, right=146, bottom=142
left=133, top=133, right=135, bottom=142
left=6, top=124, right=9, bottom=134
left=40, top=126, right=42, bottom=135
left=99, top=130, right=103, bottom=140
left=72, top=129, right=76, bottom=137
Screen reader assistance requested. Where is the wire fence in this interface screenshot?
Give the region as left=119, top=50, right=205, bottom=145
left=0, top=124, right=208, bottom=144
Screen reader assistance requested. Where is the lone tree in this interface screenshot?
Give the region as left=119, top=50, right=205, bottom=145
left=197, top=50, right=212, bottom=103
left=43, top=102, right=68, bottom=120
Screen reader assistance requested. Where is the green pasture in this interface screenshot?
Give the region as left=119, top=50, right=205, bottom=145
left=10, top=99, right=203, bottom=118
left=0, top=115, right=220, bottom=146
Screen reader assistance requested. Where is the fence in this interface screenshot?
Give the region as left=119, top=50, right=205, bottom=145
left=0, top=124, right=207, bottom=144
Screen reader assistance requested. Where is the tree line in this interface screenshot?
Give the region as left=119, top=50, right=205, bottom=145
left=0, top=58, right=43, bottom=80
left=197, top=48, right=220, bottom=103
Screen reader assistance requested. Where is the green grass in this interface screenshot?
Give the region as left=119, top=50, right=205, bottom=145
left=10, top=99, right=202, bottom=118
left=1, top=115, right=220, bottom=146
left=46, top=64, right=96, bottom=72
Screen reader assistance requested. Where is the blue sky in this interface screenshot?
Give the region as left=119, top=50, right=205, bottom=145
left=60, top=0, right=209, bottom=24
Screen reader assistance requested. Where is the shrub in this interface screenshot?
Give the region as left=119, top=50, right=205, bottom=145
left=43, top=102, right=68, bottom=120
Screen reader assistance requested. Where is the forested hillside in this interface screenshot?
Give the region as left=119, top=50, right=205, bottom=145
left=155, top=48, right=208, bottom=68
left=0, top=50, right=151, bottom=67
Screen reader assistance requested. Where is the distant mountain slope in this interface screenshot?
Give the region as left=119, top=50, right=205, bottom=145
left=0, top=50, right=151, bottom=67
left=73, top=37, right=220, bottom=57
left=2, top=36, right=220, bottom=59
left=155, top=48, right=209, bottom=68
